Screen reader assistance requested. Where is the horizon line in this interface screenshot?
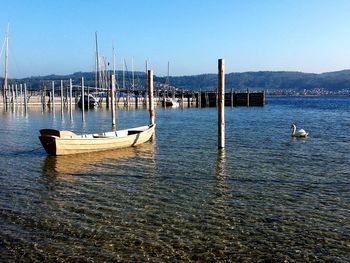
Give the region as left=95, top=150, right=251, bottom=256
left=3, top=68, right=350, bottom=80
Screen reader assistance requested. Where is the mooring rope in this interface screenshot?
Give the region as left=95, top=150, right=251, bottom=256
left=10, top=145, right=43, bottom=156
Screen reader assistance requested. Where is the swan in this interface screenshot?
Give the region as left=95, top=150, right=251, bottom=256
left=291, top=123, right=308, bottom=138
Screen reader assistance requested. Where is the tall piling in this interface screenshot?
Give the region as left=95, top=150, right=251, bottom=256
left=20, top=84, right=23, bottom=105
left=147, top=70, right=155, bottom=125
left=247, top=88, right=250, bottom=107
left=111, top=74, right=116, bottom=127
left=24, top=83, right=27, bottom=110
left=263, top=90, right=266, bottom=105
left=81, top=77, right=85, bottom=122
left=218, top=59, right=225, bottom=149
left=41, top=87, right=44, bottom=110
left=87, top=86, right=90, bottom=108
left=15, top=84, right=18, bottom=105
left=181, top=89, right=184, bottom=108
left=66, top=86, right=68, bottom=107
left=69, top=78, right=73, bottom=118
left=231, top=88, right=234, bottom=107
left=52, top=81, right=55, bottom=112
left=60, top=80, right=64, bottom=115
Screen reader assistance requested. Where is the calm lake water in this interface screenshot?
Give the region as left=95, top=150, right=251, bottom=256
left=0, top=96, right=349, bottom=262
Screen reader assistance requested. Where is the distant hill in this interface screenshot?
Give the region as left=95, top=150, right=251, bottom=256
left=2, top=70, right=350, bottom=95
left=163, top=70, right=350, bottom=94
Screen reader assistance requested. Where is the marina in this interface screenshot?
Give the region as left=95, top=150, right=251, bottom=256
left=0, top=95, right=349, bottom=261
left=0, top=86, right=266, bottom=108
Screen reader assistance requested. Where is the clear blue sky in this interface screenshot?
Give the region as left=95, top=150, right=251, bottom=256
left=1, top=0, right=350, bottom=78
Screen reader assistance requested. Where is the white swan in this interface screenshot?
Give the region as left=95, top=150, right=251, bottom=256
left=291, top=123, right=308, bottom=138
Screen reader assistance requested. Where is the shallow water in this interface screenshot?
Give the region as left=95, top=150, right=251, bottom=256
left=0, top=96, right=349, bottom=262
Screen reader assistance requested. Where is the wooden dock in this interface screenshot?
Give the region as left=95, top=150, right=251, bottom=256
left=199, top=91, right=265, bottom=107
left=1, top=85, right=265, bottom=108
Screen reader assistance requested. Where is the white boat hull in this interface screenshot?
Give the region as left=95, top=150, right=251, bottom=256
left=39, top=124, right=155, bottom=156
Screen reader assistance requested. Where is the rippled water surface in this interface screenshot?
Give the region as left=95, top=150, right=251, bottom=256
left=0, top=96, right=349, bottom=262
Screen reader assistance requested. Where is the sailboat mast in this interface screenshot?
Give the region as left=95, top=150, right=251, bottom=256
left=145, top=60, right=148, bottom=90
left=95, top=31, right=100, bottom=93
left=166, top=61, right=170, bottom=88
left=167, top=61, right=170, bottom=80
left=112, top=41, right=116, bottom=77
left=122, top=58, right=125, bottom=90
left=132, top=57, right=134, bottom=90
left=3, top=24, right=9, bottom=102
left=145, top=60, right=149, bottom=104
left=167, top=61, right=170, bottom=94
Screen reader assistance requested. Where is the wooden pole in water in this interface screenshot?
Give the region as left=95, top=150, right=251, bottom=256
left=263, top=90, right=266, bottom=105
left=43, top=85, right=46, bottom=110
left=52, top=81, right=55, bottom=112
left=163, top=90, right=166, bottom=108
left=111, top=74, right=116, bottom=127
left=199, top=89, right=202, bottom=108
left=66, top=85, right=69, bottom=107
left=15, top=84, right=18, bottom=105
left=81, top=77, right=85, bottom=121
left=20, top=84, right=23, bottom=105
left=218, top=59, right=225, bottom=149
left=69, top=78, right=73, bottom=117
left=24, top=83, right=27, bottom=109
left=11, top=85, right=15, bottom=106
left=60, top=80, right=64, bottom=114
left=231, top=88, right=233, bottom=107
left=87, top=85, right=90, bottom=108
left=147, top=70, right=155, bottom=125
left=181, top=89, right=184, bottom=108
left=247, top=88, right=250, bottom=107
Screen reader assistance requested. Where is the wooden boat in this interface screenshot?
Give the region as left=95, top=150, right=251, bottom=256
left=39, top=124, right=155, bottom=156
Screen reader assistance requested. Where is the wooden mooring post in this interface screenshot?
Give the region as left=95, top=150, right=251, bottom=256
left=135, top=92, right=139, bottom=108
left=42, top=85, right=46, bottom=110
left=11, top=85, right=15, bottom=106
left=60, top=80, right=64, bottom=115
left=69, top=78, right=73, bottom=118
left=52, top=81, right=55, bottom=112
left=147, top=70, right=155, bottom=125
left=20, top=84, right=23, bottom=105
left=181, top=89, right=184, bottom=108
left=111, top=74, right=116, bottom=128
left=15, top=84, right=18, bottom=105
left=218, top=59, right=225, bottom=149
left=247, top=88, right=250, bottom=107
left=24, top=83, right=27, bottom=110
left=81, top=77, right=85, bottom=122
left=231, top=88, right=234, bottom=108
left=198, top=89, right=202, bottom=108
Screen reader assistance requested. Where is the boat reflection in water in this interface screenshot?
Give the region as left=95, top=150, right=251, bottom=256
left=42, top=142, right=156, bottom=181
